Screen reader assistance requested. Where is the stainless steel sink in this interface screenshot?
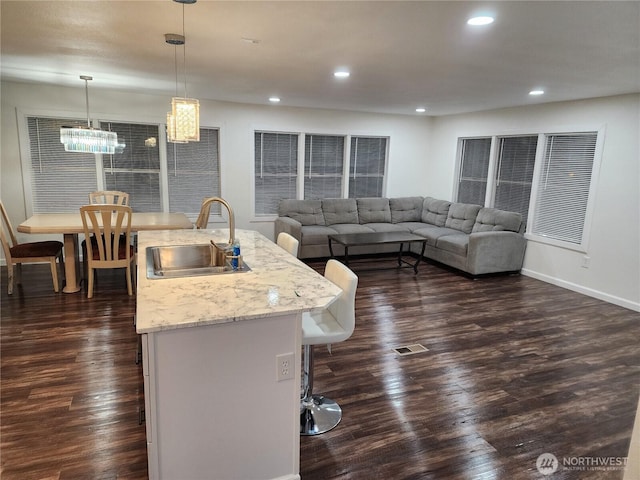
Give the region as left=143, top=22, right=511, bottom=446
left=146, top=244, right=250, bottom=279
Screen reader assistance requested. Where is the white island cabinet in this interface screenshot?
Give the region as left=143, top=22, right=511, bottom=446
left=136, top=229, right=341, bottom=480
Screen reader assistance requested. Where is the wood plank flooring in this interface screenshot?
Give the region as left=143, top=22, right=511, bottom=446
left=1, top=257, right=638, bottom=479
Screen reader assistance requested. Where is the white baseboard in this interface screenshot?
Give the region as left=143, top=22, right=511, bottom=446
left=521, top=268, right=640, bottom=313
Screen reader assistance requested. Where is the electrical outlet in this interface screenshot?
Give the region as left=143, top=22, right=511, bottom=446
left=276, top=352, right=295, bottom=381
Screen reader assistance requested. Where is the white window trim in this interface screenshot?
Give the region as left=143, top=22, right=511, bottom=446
left=453, top=125, right=605, bottom=253
left=525, top=126, right=605, bottom=253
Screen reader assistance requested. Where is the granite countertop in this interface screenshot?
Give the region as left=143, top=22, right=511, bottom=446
left=135, top=228, right=342, bottom=333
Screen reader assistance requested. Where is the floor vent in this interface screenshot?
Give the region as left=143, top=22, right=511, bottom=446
left=393, top=343, right=428, bottom=356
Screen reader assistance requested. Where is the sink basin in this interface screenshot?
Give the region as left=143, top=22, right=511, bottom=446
left=146, top=244, right=250, bottom=279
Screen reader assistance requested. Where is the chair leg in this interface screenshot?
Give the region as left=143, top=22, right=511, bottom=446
left=49, top=258, right=60, bottom=293
left=87, top=266, right=95, bottom=299
left=125, top=263, right=133, bottom=296
left=7, top=263, right=14, bottom=295
left=300, top=344, right=342, bottom=436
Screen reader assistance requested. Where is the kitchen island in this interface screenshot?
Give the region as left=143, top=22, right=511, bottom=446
left=136, top=228, right=342, bottom=480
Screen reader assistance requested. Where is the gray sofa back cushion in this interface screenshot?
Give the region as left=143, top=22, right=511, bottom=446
left=278, top=199, right=325, bottom=226
left=322, top=198, right=359, bottom=225
left=357, top=198, right=391, bottom=224
left=422, top=197, right=452, bottom=227
left=472, top=207, right=523, bottom=233
left=445, top=203, right=482, bottom=233
left=390, top=197, right=423, bottom=223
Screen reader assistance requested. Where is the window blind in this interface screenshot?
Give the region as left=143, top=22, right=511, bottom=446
left=167, top=128, right=220, bottom=219
left=254, top=132, right=298, bottom=215
left=304, top=135, right=344, bottom=199
left=27, top=116, right=98, bottom=213
left=494, top=135, right=537, bottom=219
left=457, top=138, right=491, bottom=205
left=348, top=136, right=387, bottom=198
left=101, top=122, right=161, bottom=212
left=531, top=132, right=597, bottom=245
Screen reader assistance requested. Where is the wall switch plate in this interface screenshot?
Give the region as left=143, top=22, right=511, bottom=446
left=276, top=353, right=295, bottom=381
left=581, top=255, right=591, bottom=268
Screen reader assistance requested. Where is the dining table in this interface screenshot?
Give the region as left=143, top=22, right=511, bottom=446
left=18, top=212, right=194, bottom=293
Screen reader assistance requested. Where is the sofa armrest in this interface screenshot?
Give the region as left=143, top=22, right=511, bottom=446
left=274, top=216, right=302, bottom=242
left=466, top=231, right=527, bottom=275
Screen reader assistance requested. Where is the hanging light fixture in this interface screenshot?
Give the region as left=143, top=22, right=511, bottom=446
left=60, top=75, right=119, bottom=153
left=166, top=0, right=200, bottom=143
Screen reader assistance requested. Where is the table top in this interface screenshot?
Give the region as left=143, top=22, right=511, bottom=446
left=18, top=212, right=194, bottom=234
left=329, top=231, right=427, bottom=246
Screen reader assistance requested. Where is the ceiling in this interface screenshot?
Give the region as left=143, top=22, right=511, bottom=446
left=1, top=1, right=639, bottom=116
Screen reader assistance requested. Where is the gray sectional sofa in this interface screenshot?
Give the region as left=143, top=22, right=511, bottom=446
left=274, top=197, right=527, bottom=275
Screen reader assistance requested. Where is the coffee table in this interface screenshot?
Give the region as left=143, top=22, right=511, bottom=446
left=328, top=231, right=428, bottom=274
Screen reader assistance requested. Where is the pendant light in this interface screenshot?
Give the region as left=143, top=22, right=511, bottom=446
left=60, top=76, right=119, bottom=153
left=166, top=0, right=200, bottom=143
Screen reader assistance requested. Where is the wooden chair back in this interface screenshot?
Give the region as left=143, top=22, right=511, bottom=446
left=80, top=204, right=134, bottom=298
left=88, top=191, right=130, bottom=206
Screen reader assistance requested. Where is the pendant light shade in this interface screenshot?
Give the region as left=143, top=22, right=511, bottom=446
left=166, top=1, right=200, bottom=144
left=60, top=76, right=119, bottom=153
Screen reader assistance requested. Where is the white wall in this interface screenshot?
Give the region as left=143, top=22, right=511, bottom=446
left=0, top=80, right=431, bottom=241
left=2, top=81, right=639, bottom=311
left=429, top=94, right=640, bottom=311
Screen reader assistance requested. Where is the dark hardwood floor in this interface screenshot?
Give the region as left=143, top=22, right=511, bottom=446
left=1, top=257, right=638, bottom=479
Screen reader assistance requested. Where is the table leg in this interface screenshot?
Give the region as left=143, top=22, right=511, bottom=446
left=328, top=238, right=335, bottom=258
left=412, top=242, right=427, bottom=274
left=397, top=242, right=405, bottom=267
left=344, top=246, right=350, bottom=266
left=62, top=233, right=81, bottom=293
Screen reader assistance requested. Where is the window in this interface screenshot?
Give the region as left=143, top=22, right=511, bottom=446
left=530, top=132, right=598, bottom=245
left=101, top=122, right=161, bottom=212
left=349, top=136, right=387, bottom=198
left=23, top=115, right=220, bottom=216
left=494, top=136, right=537, bottom=220
left=27, top=116, right=99, bottom=213
left=304, top=135, right=344, bottom=199
left=167, top=128, right=220, bottom=218
left=456, top=138, right=491, bottom=206
left=253, top=132, right=389, bottom=215
left=254, top=132, right=298, bottom=215
left=455, top=131, right=601, bottom=249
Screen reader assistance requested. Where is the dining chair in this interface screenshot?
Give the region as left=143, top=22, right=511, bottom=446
left=300, top=259, right=358, bottom=435
left=88, top=190, right=130, bottom=206
left=80, top=204, right=134, bottom=299
left=0, top=201, right=64, bottom=295
left=276, top=232, right=299, bottom=257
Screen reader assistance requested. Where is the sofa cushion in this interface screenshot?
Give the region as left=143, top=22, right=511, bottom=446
left=436, top=234, right=469, bottom=256
left=395, top=221, right=431, bottom=233
left=330, top=224, right=375, bottom=234
left=357, top=198, right=391, bottom=224
left=390, top=197, right=423, bottom=223
left=413, top=225, right=461, bottom=246
left=421, top=197, right=452, bottom=227
left=445, top=203, right=482, bottom=233
left=363, top=223, right=411, bottom=233
left=300, top=225, right=339, bottom=245
left=278, top=199, right=325, bottom=226
left=472, top=207, right=523, bottom=233
left=322, top=199, right=359, bottom=225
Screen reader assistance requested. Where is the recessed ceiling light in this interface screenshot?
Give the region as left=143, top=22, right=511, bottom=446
left=269, top=97, right=281, bottom=103
left=415, top=107, right=426, bottom=113
left=467, top=16, right=494, bottom=26
left=334, top=70, right=350, bottom=78
left=529, top=90, right=545, bottom=96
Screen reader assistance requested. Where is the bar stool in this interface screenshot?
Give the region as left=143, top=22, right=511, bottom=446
left=300, top=259, right=358, bottom=435
left=277, top=232, right=299, bottom=257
